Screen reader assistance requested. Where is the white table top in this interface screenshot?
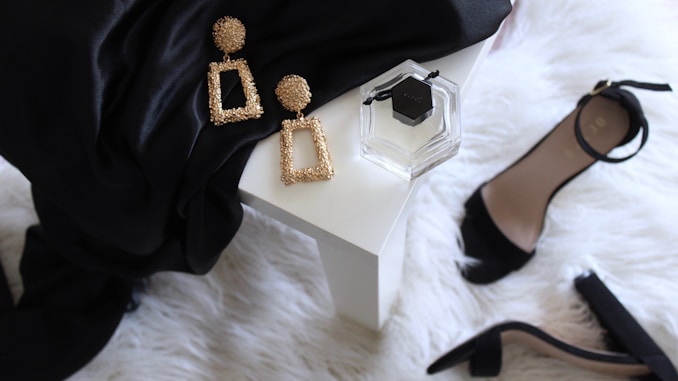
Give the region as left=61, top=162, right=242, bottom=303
left=239, top=37, right=496, bottom=255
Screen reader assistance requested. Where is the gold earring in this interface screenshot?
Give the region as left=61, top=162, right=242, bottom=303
left=207, top=16, right=263, bottom=125
left=275, top=75, right=334, bottom=186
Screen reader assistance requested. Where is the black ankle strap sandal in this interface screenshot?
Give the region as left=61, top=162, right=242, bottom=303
left=458, top=79, right=672, bottom=285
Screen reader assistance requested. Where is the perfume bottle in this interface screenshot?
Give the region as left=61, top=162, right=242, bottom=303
left=360, top=59, right=461, bottom=181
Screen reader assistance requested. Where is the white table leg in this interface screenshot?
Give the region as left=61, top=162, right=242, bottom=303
left=314, top=210, right=408, bottom=331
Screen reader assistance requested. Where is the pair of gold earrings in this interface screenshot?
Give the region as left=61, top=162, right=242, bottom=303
left=207, top=16, right=334, bottom=186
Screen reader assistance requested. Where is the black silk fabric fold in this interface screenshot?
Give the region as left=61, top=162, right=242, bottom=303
left=0, top=0, right=511, bottom=379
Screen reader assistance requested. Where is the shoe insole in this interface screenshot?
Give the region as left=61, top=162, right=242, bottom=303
left=503, top=330, right=651, bottom=377
left=481, top=96, right=630, bottom=252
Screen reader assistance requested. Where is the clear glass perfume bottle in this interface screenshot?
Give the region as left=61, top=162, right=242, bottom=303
left=360, top=59, right=461, bottom=181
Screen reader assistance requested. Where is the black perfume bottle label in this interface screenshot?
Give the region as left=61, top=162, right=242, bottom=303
left=391, top=76, right=433, bottom=126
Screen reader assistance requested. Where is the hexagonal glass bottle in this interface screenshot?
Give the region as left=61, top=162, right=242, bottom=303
left=360, top=59, right=461, bottom=181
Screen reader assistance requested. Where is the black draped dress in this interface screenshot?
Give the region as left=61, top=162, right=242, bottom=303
left=0, top=0, right=510, bottom=379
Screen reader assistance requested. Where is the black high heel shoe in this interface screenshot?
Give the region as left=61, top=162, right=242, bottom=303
left=427, top=271, right=678, bottom=380
left=459, top=80, right=672, bottom=284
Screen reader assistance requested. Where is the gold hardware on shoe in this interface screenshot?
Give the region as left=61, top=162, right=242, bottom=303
left=207, top=16, right=264, bottom=125
left=276, top=75, right=334, bottom=186
left=590, top=80, right=612, bottom=96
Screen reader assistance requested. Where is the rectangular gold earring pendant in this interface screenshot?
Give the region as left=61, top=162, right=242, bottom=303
left=280, top=117, right=334, bottom=186
left=207, top=58, right=263, bottom=125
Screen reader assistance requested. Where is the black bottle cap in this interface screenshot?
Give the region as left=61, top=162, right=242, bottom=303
left=391, top=76, right=433, bottom=126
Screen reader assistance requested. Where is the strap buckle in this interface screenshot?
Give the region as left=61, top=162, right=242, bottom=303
left=590, top=80, right=612, bottom=96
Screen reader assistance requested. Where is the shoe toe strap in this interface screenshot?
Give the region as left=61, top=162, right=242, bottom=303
left=469, top=326, right=503, bottom=377
left=461, top=188, right=535, bottom=283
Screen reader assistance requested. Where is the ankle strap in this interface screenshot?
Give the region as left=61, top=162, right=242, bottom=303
left=575, top=80, right=672, bottom=163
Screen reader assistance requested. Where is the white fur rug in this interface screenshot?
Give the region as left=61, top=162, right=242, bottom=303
left=2, top=0, right=678, bottom=380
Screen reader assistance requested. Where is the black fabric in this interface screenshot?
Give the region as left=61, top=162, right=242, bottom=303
left=0, top=260, right=13, bottom=312
left=0, top=0, right=512, bottom=379
left=0, top=227, right=134, bottom=381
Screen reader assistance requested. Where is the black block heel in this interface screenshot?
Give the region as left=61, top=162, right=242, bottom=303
left=575, top=271, right=678, bottom=381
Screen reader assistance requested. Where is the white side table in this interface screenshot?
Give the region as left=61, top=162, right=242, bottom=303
left=239, top=34, right=497, bottom=331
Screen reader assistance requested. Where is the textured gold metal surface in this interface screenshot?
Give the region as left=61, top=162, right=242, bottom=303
left=212, top=16, right=246, bottom=57
left=207, top=16, right=263, bottom=125
left=207, top=59, right=263, bottom=125
left=279, top=117, right=334, bottom=186
left=275, top=74, right=312, bottom=116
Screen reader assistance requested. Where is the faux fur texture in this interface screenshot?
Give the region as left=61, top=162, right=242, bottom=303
left=2, top=0, right=678, bottom=380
